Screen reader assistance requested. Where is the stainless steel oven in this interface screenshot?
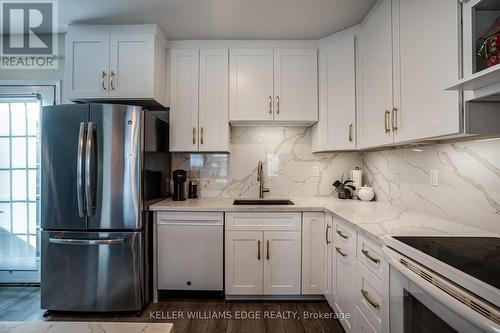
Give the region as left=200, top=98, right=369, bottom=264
left=384, top=245, right=500, bottom=333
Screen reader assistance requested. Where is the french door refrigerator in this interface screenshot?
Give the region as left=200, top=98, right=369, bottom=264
left=40, top=103, right=162, bottom=312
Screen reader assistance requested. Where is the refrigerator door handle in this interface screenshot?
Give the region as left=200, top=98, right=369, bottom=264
left=85, top=122, right=96, bottom=217
left=49, top=237, right=125, bottom=245
left=77, top=122, right=87, bottom=217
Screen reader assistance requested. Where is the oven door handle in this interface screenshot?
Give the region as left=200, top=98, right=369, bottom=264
left=383, top=246, right=500, bottom=333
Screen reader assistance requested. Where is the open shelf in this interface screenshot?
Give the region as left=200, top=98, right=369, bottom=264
left=447, top=62, right=500, bottom=91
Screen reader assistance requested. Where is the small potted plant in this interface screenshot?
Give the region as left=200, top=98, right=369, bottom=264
left=333, top=176, right=356, bottom=199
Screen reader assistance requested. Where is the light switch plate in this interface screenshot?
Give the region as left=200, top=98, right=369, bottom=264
left=429, top=169, right=439, bottom=186
left=312, top=166, right=319, bottom=177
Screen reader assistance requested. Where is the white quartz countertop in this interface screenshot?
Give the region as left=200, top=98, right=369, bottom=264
left=0, top=322, right=173, bottom=333
left=150, top=197, right=498, bottom=246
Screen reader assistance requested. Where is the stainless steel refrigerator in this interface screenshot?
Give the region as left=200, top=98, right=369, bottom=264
left=40, top=103, right=169, bottom=312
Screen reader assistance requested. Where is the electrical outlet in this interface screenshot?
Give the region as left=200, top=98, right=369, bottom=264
left=312, top=166, right=320, bottom=177
left=429, top=169, right=439, bottom=186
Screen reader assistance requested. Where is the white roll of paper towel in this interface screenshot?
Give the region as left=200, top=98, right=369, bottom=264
left=350, top=167, right=363, bottom=189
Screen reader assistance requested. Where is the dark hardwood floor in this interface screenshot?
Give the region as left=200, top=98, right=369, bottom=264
left=0, top=286, right=345, bottom=333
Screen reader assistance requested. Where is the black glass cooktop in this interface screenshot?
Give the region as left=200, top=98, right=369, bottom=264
left=394, top=236, right=500, bottom=289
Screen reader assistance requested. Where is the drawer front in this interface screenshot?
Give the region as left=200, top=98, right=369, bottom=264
left=356, top=262, right=383, bottom=332
left=334, top=217, right=356, bottom=254
left=357, top=234, right=384, bottom=279
left=157, top=211, right=223, bottom=223
left=356, top=306, right=377, bottom=333
left=225, top=212, right=301, bottom=231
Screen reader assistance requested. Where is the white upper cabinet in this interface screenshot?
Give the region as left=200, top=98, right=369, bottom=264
left=274, top=49, right=318, bottom=123
left=199, top=49, right=229, bottom=152
left=169, top=49, right=199, bottom=152
left=65, top=25, right=167, bottom=107
left=169, top=48, right=230, bottom=152
left=393, top=0, right=460, bottom=142
left=358, top=0, right=394, bottom=149
left=109, top=34, right=155, bottom=98
left=229, top=49, right=274, bottom=122
left=313, top=35, right=356, bottom=152
left=229, top=48, right=318, bottom=125
left=358, top=0, right=465, bottom=148
left=65, top=33, right=110, bottom=99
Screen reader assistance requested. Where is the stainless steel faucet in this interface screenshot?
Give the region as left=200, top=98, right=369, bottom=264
left=257, top=160, right=270, bottom=199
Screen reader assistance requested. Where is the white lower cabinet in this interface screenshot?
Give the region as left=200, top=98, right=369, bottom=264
left=225, top=231, right=263, bottom=294
left=324, top=215, right=334, bottom=308
left=263, top=231, right=301, bottom=294
left=225, top=212, right=302, bottom=296
left=356, top=262, right=383, bottom=332
left=327, top=216, right=388, bottom=333
left=302, top=212, right=326, bottom=294
left=334, top=243, right=357, bottom=332
left=356, top=306, right=377, bottom=333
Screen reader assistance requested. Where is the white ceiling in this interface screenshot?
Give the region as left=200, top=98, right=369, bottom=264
left=58, top=0, right=376, bottom=40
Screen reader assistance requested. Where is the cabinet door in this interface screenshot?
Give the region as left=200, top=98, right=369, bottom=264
left=334, top=245, right=356, bottom=332
left=358, top=0, right=394, bottom=148
left=263, top=231, right=301, bottom=294
left=324, top=215, right=334, bottom=308
left=317, top=37, right=356, bottom=151
left=169, top=49, right=199, bottom=152
left=199, top=49, right=229, bottom=152
left=229, top=49, right=274, bottom=122
left=274, top=49, right=318, bottom=123
left=65, top=33, right=110, bottom=99
left=109, top=34, right=155, bottom=98
left=392, top=0, right=460, bottom=142
left=225, top=231, right=263, bottom=295
left=302, top=212, right=326, bottom=294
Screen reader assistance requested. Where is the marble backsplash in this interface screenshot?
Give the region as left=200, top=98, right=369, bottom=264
left=172, top=127, right=363, bottom=198
left=363, top=138, right=500, bottom=234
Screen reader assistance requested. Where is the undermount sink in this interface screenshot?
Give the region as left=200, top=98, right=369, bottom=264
left=233, top=199, right=295, bottom=205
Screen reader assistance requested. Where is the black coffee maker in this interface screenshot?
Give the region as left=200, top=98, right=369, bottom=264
left=172, top=169, right=187, bottom=201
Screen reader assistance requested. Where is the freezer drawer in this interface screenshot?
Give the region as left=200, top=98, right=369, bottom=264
left=157, top=212, right=223, bottom=291
left=41, top=231, right=143, bottom=312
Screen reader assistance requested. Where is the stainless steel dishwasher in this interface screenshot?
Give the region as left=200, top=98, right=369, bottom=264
left=156, top=212, right=223, bottom=292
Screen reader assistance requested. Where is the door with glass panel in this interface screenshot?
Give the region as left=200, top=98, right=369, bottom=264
left=0, top=84, right=56, bottom=283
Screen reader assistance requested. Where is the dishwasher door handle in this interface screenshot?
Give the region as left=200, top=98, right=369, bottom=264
left=157, top=221, right=223, bottom=226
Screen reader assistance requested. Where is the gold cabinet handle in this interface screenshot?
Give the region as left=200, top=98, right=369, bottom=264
left=192, top=127, right=196, bottom=145
left=384, top=110, right=391, bottom=134
left=362, top=249, right=381, bottom=264
left=348, top=123, right=353, bottom=143
left=200, top=127, right=204, bottom=145
left=268, top=96, right=272, bottom=114
left=101, top=71, right=107, bottom=90
left=335, top=246, right=348, bottom=257
left=276, top=96, right=280, bottom=114
left=325, top=225, right=331, bottom=245
left=266, top=240, right=270, bottom=260
left=361, top=289, right=380, bottom=309
left=336, top=229, right=349, bottom=240
left=257, top=240, right=261, bottom=260
left=110, top=71, right=115, bottom=90
left=392, top=107, right=398, bottom=131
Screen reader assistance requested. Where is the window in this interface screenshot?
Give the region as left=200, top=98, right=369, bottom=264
left=0, top=83, right=57, bottom=283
